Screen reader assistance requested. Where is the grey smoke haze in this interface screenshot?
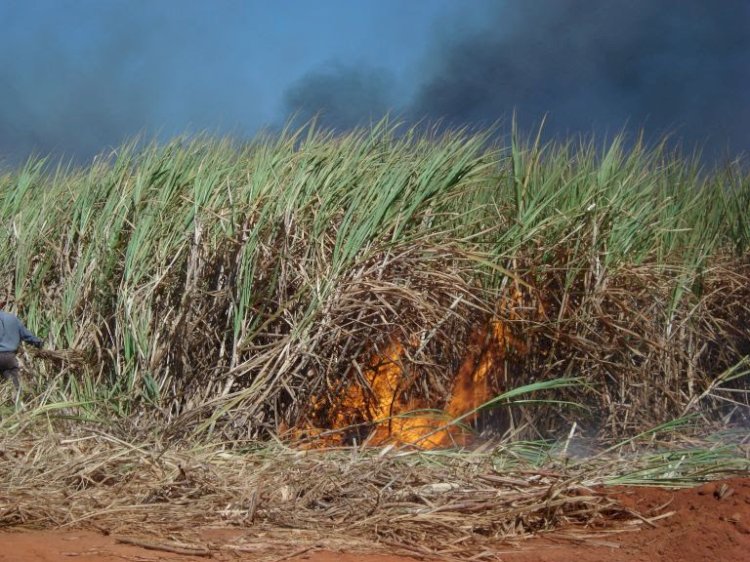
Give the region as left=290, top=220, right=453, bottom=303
left=0, top=1, right=264, bottom=164
left=285, top=0, right=750, bottom=156
left=0, top=5, right=156, bottom=161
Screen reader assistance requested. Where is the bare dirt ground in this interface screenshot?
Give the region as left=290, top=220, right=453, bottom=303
left=1, top=478, right=748, bottom=562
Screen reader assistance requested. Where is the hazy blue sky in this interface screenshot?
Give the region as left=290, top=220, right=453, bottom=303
left=1, top=0, right=748, bottom=163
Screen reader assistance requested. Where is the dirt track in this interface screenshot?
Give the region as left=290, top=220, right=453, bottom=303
left=1, top=478, right=748, bottom=562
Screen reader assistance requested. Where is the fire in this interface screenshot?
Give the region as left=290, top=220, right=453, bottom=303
left=447, top=318, right=529, bottom=419
left=292, top=287, right=538, bottom=449
left=325, top=338, right=459, bottom=448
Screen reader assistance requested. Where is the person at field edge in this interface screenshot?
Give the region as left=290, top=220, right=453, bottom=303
left=0, top=308, right=43, bottom=391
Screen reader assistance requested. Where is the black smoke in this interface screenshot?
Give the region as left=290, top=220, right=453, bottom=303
left=283, top=63, right=395, bottom=131
left=285, top=1, right=750, bottom=157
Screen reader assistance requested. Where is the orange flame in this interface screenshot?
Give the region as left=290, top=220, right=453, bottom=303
left=294, top=288, right=538, bottom=449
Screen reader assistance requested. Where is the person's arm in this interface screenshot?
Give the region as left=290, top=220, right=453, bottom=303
left=19, top=321, right=43, bottom=348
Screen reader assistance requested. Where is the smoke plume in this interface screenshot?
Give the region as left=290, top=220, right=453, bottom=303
left=286, top=1, right=750, bottom=156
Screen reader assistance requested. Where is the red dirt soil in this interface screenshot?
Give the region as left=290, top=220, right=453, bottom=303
left=1, top=478, right=748, bottom=562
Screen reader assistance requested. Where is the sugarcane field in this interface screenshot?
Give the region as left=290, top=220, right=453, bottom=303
left=0, top=122, right=747, bottom=562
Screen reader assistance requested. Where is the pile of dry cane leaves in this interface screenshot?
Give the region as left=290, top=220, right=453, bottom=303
left=0, top=428, right=653, bottom=561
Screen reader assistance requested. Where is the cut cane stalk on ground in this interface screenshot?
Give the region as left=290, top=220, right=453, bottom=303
left=0, top=122, right=748, bottom=558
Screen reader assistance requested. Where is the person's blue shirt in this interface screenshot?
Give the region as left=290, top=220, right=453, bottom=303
left=0, top=311, right=42, bottom=352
